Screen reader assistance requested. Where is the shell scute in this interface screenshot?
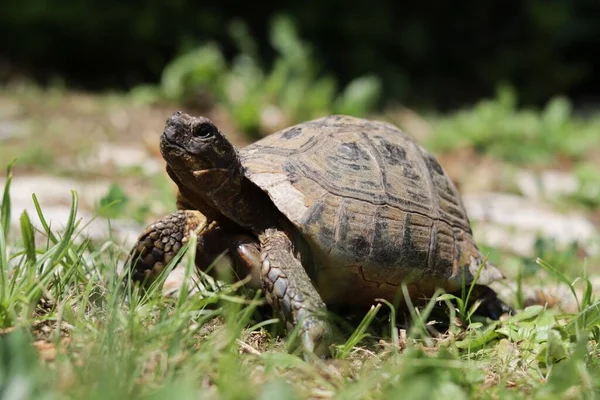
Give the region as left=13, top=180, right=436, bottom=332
left=239, top=115, right=501, bottom=300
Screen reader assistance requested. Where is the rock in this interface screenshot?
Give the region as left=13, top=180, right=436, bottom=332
left=3, top=175, right=111, bottom=208
left=516, top=169, right=579, bottom=200
left=492, top=276, right=600, bottom=314
left=0, top=120, right=29, bottom=140
left=1, top=174, right=142, bottom=247
left=108, top=109, right=131, bottom=131
left=464, top=192, right=599, bottom=256
left=81, top=143, right=162, bottom=175
left=435, top=149, right=516, bottom=194
left=162, top=264, right=201, bottom=297
left=9, top=204, right=142, bottom=248
left=2, top=173, right=198, bottom=295
left=161, top=253, right=233, bottom=298
left=383, top=104, right=433, bottom=144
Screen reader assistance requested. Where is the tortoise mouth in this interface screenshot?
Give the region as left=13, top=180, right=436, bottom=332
left=159, top=134, right=194, bottom=167
left=160, top=133, right=213, bottom=175
left=160, top=133, right=189, bottom=156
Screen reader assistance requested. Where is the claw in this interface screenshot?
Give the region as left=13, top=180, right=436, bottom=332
left=300, top=317, right=332, bottom=359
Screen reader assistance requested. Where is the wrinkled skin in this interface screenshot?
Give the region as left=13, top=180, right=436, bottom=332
left=128, top=111, right=332, bottom=358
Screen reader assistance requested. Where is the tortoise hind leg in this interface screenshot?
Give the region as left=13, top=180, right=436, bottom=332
left=259, top=228, right=332, bottom=358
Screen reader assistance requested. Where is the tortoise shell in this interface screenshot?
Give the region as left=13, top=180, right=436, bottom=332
left=239, top=115, right=502, bottom=305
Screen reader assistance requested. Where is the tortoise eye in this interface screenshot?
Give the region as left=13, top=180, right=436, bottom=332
left=192, top=122, right=214, bottom=138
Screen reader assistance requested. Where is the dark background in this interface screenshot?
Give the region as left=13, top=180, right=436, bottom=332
left=2, top=0, right=599, bottom=110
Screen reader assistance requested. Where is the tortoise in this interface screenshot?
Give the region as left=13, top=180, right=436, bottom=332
left=128, top=111, right=512, bottom=357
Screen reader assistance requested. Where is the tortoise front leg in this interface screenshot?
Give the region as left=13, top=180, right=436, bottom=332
left=127, top=210, right=207, bottom=286
left=127, top=210, right=262, bottom=289
left=259, top=229, right=332, bottom=358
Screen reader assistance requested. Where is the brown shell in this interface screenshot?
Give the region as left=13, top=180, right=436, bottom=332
left=239, top=115, right=502, bottom=305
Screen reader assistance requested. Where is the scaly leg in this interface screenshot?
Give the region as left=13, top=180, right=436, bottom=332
left=127, top=210, right=261, bottom=289
left=259, top=229, right=332, bottom=358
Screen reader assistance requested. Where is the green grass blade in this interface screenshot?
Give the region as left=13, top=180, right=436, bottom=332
left=1, top=160, right=16, bottom=237
left=573, top=277, right=594, bottom=311
left=376, top=298, right=399, bottom=350
left=401, top=283, right=431, bottom=338
left=46, top=191, right=79, bottom=267
left=566, top=301, right=600, bottom=336
left=537, top=257, right=579, bottom=308
left=32, top=193, right=58, bottom=244
left=19, top=211, right=36, bottom=268
left=335, top=303, right=381, bottom=359
left=175, top=232, right=197, bottom=310
left=139, top=243, right=189, bottom=302
left=0, top=222, right=8, bottom=309
left=0, top=162, right=15, bottom=313
left=248, top=318, right=279, bottom=332
left=25, top=191, right=79, bottom=303
left=463, top=256, right=488, bottom=318
left=420, top=288, right=445, bottom=323
left=437, top=293, right=464, bottom=312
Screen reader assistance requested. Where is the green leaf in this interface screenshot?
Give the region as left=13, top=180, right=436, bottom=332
left=543, top=96, right=571, bottom=129
left=0, top=329, right=41, bottom=395
left=335, top=75, right=382, bottom=116
left=97, top=183, right=129, bottom=219
left=504, top=305, right=545, bottom=323
left=160, top=44, right=226, bottom=101
left=260, top=351, right=306, bottom=370
left=455, top=324, right=500, bottom=350
left=566, top=301, right=600, bottom=336
left=544, top=337, right=591, bottom=395
left=258, top=380, right=300, bottom=400
left=543, top=329, right=568, bottom=365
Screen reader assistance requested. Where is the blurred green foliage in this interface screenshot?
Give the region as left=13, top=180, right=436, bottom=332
left=570, top=163, right=600, bottom=210
left=133, top=16, right=381, bottom=134
left=96, top=183, right=152, bottom=223
left=427, top=86, right=600, bottom=165
left=1, top=1, right=599, bottom=109
left=97, top=183, right=129, bottom=219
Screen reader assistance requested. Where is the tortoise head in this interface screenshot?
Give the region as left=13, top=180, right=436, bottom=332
left=160, top=111, right=240, bottom=175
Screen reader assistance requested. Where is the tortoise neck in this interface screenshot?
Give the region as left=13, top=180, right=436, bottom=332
left=189, top=166, right=281, bottom=233
left=231, top=177, right=283, bottom=232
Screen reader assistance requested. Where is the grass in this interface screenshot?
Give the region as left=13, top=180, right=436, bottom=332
left=131, top=15, right=382, bottom=136
left=425, top=86, right=600, bottom=167
left=0, top=83, right=175, bottom=178
left=568, top=163, right=600, bottom=211
left=3, top=81, right=600, bottom=215
left=2, top=164, right=600, bottom=399
left=1, top=82, right=600, bottom=398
